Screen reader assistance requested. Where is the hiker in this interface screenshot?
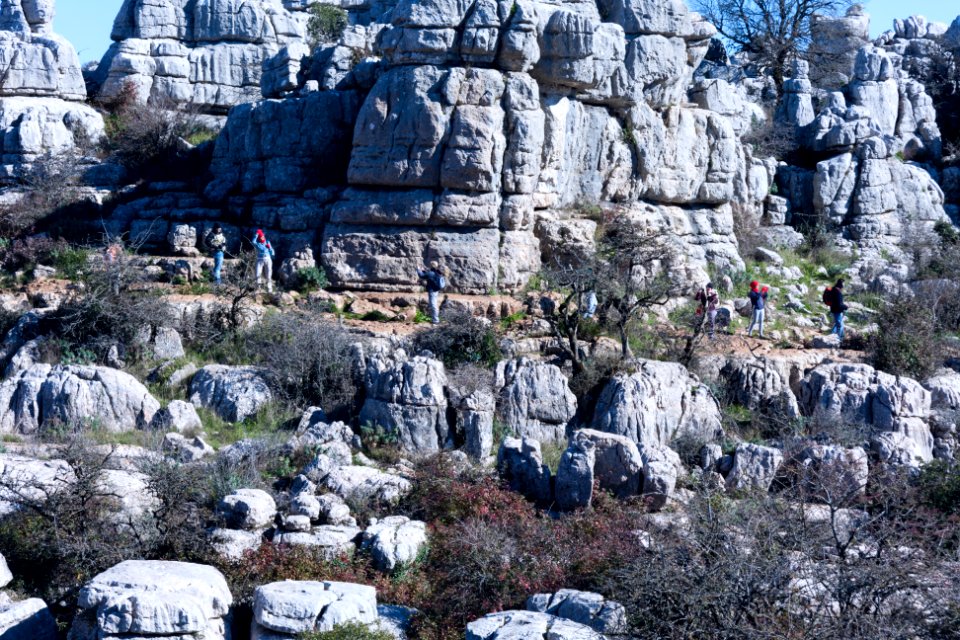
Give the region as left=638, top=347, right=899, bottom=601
left=206, top=224, right=227, bottom=285
left=417, top=261, right=446, bottom=324
left=582, top=290, right=598, bottom=319
left=252, top=229, right=275, bottom=293
left=104, top=241, right=123, bottom=295
left=747, top=280, right=769, bottom=338
left=827, top=278, right=848, bottom=341
left=696, top=282, right=720, bottom=339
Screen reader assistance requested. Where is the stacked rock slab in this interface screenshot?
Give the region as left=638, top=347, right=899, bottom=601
left=70, top=560, right=233, bottom=640
left=252, top=580, right=378, bottom=638
left=93, top=0, right=312, bottom=113
left=0, top=0, right=104, bottom=180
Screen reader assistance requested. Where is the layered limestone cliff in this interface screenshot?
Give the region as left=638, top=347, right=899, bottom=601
left=0, top=0, right=103, bottom=180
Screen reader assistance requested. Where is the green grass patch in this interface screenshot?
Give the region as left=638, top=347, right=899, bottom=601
left=197, top=405, right=292, bottom=450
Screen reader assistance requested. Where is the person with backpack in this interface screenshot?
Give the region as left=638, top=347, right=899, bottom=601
left=206, top=224, right=227, bottom=286
left=747, top=280, right=768, bottom=339
left=417, top=261, right=446, bottom=324
left=825, top=279, right=848, bottom=342
left=252, top=229, right=275, bottom=293
left=695, top=282, right=720, bottom=339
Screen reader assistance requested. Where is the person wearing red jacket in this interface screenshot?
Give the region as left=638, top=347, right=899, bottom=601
left=747, top=280, right=768, bottom=339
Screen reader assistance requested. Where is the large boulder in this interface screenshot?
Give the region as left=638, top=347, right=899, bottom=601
left=322, top=465, right=412, bottom=507
left=575, top=429, right=643, bottom=497
left=526, top=589, right=627, bottom=634
left=73, top=560, right=232, bottom=640
left=725, top=443, right=783, bottom=492
left=358, top=351, right=449, bottom=454
left=497, top=437, right=552, bottom=503
left=638, top=443, right=683, bottom=509
left=495, top=358, right=576, bottom=443
left=467, top=610, right=603, bottom=640
left=0, top=454, right=72, bottom=516
left=0, top=552, right=11, bottom=587
left=591, top=360, right=722, bottom=448
left=189, top=365, right=273, bottom=423
left=0, top=364, right=161, bottom=434
left=360, top=516, right=428, bottom=571
left=253, top=581, right=377, bottom=635
left=217, top=488, right=277, bottom=530
left=800, top=363, right=934, bottom=465
left=555, top=431, right=595, bottom=510
left=0, top=597, right=57, bottom=640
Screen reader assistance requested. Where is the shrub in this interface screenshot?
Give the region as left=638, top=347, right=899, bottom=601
left=296, top=266, right=329, bottom=293
left=869, top=297, right=940, bottom=380
left=307, top=3, right=348, bottom=46
left=411, top=310, right=501, bottom=368
left=300, top=622, right=395, bottom=640
left=917, top=459, right=960, bottom=515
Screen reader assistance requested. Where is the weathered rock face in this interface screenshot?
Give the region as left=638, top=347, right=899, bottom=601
left=0, top=364, right=161, bottom=433
left=253, top=580, right=377, bottom=636
left=189, top=364, right=274, bottom=423
left=72, top=560, right=232, bottom=640
left=361, top=515, right=428, bottom=571
left=725, top=443, right=783, bottom=491
left=0, top=597, right=57, bottom=640
left=467, top=610, right=604, bottom=640
left=497, top=436, right=552, bottom=503
left=591, top=359, right=723, bottom=448
left=495, top=358, right=576, bottom=443
left=0, top=0, right=104, bottom=180
left=526, top=589, right=627, bottom=635
left=800, top=363, right=934, bottom=468
left=555, top=431, right=595, bottom=510
left=93, top=0, right=312, bottom=113
left=359, top=351, right=450, bottom=454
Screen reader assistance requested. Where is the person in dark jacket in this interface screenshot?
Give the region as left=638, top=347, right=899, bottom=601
left=747, top=280, right=768, bottom=338
left=417, top=261, right=445, bottom=324
left=830, top=279, right=848, bottom=341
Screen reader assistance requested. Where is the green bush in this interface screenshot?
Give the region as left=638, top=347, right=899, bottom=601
left=51, top=246, right=90, bottom=280
left=300, top=622, right=395, bottom=640
left=307, top=3, right=348, bottom=45
left=411, top=310, right=501, bottom=368
left=917, top=459, right=960, bottom=515
left=870, top=298, right=940, bottom=380
left=297, top=266, right=329, bottom=293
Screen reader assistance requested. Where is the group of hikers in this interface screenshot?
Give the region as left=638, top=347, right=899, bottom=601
left=695, top=277, right=848, bottom=342
left=167, top=227, right=852, bottom=342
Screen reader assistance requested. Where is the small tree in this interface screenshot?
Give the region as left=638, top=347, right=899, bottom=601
left=540, top=216, right=672, bottom=373
left=694, top=0, right=854, bottom=96
left=307, top=3, right=348, bottom=47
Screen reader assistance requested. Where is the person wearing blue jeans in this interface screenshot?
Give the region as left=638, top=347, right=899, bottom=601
left=417, top=261, right=445, bottom=324
left=747, top=280, right=768, bottom=338
left=207, top=224, right=226, bottom=285
left=829, top=279, right=848, bottom=342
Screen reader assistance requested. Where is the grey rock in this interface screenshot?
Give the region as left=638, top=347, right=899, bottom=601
left=638, top=443, right=683, bottom=510
left=574, top=429, right=642, bottom=497
left=323, top=465, right=412, bottom=506
left=361, top=516, right=428, bottom=571
left=591, top=360, right=722, bottom=448
left=316, top=492, right=355, bottom=526
left=359, top=352, right=449, bottom=454
left=76, top=560, right=232, bottom=638
left=725, top=443, right=783, bottom=491
left=162, top=432, right=215, bottom=462
left=0, top=364, right=160, bottom=434
left=526, top=589, right=627, bottom=634
left=497, top=437, right=551, bottom=502
left=467, top=610, right=603, bottom=640
left=0, top=454, right=73, bottom=516
left=555, top=431, right=595, bottom=510
left=208, top=527, right=263, bottom=560
left=253, top=580, right=377, bottom=634
left=495, top=358, right=576, bottom=443
left=153, top=399, right=203, bottom=432
left=272, top=524, right=361, bottom=557
left=218, top=488, right=277, bottom=530
left=754, top=247, right=784, bottom=265
left=0, top=551, right=11, bottom=587
left=189, top=365, right=273, bottom=423
left=0, top=597, right=56, bottom=640
left=449, top=385, right=495, bottom=461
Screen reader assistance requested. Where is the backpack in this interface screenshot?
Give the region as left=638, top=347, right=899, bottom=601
left=822, top=287, right=834, bottom=306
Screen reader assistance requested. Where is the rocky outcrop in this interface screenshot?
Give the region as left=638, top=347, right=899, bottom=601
left=800, top=363, right=934, bottom=468
left=0, top=0, right=104, bottom=180
left=322, top=465, right=412, bottom=507
left=725, top=443, right=783, bottom=491
left=555, top=431, right=595, bottom=510
left=0, top=364, right=161, bottom=433
left=495, top=358, right=576, bottom=443
left=217, top=488, right=277, bottom=530
left=0, top=596, right=57, bottom=640
left=252, top=581, right=377, bottom=637
left=526, top=589, right=627, bottom=635
left=189, top=365, right=274, bottom=423
left=92, top=0, right=313, bottom=113
left=71, top=560, right=232, bottom=640
left=360, top=516, right=427, bottom=571
left=591, top=359, right=723, bottom=448
left=467, top=610, right=603, bottom=640
left=359, top=351, right=450, bottom=454
left=497, top=436, right=551, bottom=503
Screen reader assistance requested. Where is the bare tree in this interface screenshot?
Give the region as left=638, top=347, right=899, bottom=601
left=541, top=216, right=673, bottom=372
left=694, top=0, right=853, bottom=96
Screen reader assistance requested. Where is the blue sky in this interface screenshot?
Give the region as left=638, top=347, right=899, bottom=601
left=56, top=0, right=960, bottom=65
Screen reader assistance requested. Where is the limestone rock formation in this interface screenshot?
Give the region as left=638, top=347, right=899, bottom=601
left=252, top=580, right=377, bottom=636
left=189, top=364, right=274, bottom=423
left=71, top=560, right=232, bottom=640
left=495, top=357, right=576, bottom=443
left=360, top=515, right=428, bottom=571
left=93, top=0, right=313, bottom=113
left=497, top=436, right=552, bottom=503
left=467, top=610, right=603, bottom=640
left=526, top=589, right=628, bottom=635
left=0, top=364, right=161, bottom=433
left=0, top=0, right=103, bottom=180
left=0, top=596, right=57, bottom=640
left=591, top=359, right=723, bottom=448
